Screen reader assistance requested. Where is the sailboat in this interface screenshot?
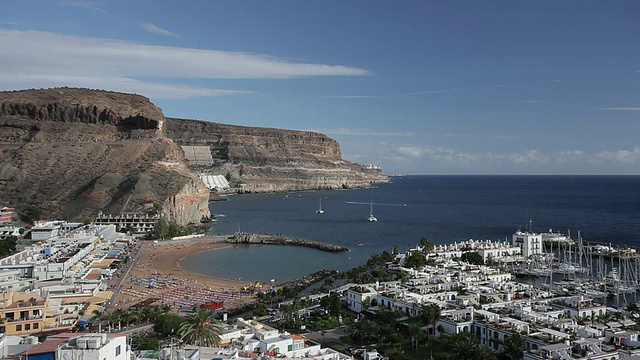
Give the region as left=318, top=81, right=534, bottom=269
left=316, top=197, right=324, bottom=214
left=368, top=200, right=377, bottom=222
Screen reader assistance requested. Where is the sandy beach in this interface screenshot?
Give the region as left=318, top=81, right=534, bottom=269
left=111, top=236, right=252, bottom=311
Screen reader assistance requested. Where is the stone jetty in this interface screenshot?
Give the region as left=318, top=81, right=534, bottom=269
left=225, top=233, right=349, bottom=253
left=277, top=269, right=336, bottom=290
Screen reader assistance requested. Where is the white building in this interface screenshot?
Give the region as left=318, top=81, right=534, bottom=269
left=346, top=285, right=377, bottom=313
left=56, top=333, right=130, bottom=360
left=512, top=230, right=543, bottom=258
left=0, top=226, right=21, bottom=240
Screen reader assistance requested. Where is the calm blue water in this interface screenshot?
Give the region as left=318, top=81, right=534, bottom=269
left=182, top=176, right=640, bottom=284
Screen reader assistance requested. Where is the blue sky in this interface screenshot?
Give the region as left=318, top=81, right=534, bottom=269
left=1, top=1, right=639, bottom=175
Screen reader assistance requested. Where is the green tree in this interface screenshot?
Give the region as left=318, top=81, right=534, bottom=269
left=450, top=332, right=480, bottom=360
left=421, top=304, right=441, bottom=335
left=421, top=304, right=441, bottom=359
left=420, top=237, right=435, bottom=253
left=475, top=345, right=497, bottom=360
left=179, top=308, right=223, bottom=347
left=462, top=252, right=484, bottom=265
left=319, top=294, right=341, bottom=317
left=155, top=313, right=185, bottom=337
left=408, top=323, right=424, bottom=352
left=90, top=308, right=104, bottom=332
left=404, top=251, right=427, bottom=268
left=612, top=311, right=625, bottom=327
left=0, top=236, right=18, bottom=257
left=154, top=218, right=170, bottom=240
left=500, top=333, right=524, bottom=360
left=388, top=331, right=405, bottom=351
left=597, top=312, right=614, bottom=328
left=349, top=318, right=376, bottom=345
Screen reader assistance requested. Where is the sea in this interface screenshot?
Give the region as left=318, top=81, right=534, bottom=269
left=181, top=176, right=640, bottom=285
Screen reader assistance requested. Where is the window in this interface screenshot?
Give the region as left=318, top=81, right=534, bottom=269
left=25, top=324, right=30, bottom=330
left=16, top=325, right=22, bottom=331
left=116, top=345, right=121, bottom=356
left=33, top=323, right=39, bottom=329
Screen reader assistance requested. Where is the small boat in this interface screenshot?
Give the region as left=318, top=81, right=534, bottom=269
left=316, top=197, right=324, bottom=214
left=368, top=200, right=377, bottom=222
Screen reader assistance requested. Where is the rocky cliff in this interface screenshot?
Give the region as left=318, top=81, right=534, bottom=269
left=0, top=88, right=209, bottom=224
left=165, top=117, right=387, bottom=192
left=0, top=88, right=386, bottom=223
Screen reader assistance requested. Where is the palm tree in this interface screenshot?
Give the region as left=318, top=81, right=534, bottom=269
left=612, top=311, right=625, bottom=327
left=421, top=304, right=441, bottom=359
left=501, top=333, right=524, bottom=360
left=139, top=307, right=152, bottom=323
left=101, top=310, right=115, bottom=332
left=408, top=323, right=422, bottom=352
left=90, top=308, right=104, bottom=332
left=598, top=312, right=614, bottom=328
left=421, top=304, right=441, bottom=335
left=349, top=318, right=375, bottom=345
left=475, top=344, right=496, bottom=360
left=450, top=332, right=479, bottom=360
left=178, top=308, right=224, bottom=347
left=112, top=308, right=127, bottom=331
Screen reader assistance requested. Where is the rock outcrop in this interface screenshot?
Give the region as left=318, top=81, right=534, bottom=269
left=0, top=88, right=386, bottom=223
left=226, top=233, right=349, bottom=252
left=165, top=117, right=387, bottom=192
left=0, top=88, right=208, bottom=225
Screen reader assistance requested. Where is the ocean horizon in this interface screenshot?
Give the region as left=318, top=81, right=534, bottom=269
left=181, top=175, right=640, bottom=284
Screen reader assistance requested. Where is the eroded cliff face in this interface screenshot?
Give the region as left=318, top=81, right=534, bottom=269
left=0, top=88, right=209, bottom=225
left=165, top=117, right=387, bottom=192
left=0, top=87, right=386, bottom=224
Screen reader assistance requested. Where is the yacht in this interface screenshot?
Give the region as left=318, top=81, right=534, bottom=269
left=316, top=197, right=324, bottom=214
left=368, top=200, right=377, bottom=222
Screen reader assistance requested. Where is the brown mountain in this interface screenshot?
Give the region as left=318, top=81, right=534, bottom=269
left=0, top=88, right=386, bottom=224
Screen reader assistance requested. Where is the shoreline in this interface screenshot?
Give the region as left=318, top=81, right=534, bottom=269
left=113, top=236, right=252, bottom=312
left=113, top=233, right=345, bottom=311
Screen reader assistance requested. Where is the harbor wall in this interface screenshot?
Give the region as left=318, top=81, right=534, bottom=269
left=225, top=233, right=349, bottom=253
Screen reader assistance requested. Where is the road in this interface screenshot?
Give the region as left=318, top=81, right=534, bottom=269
left=304, top=325, right=350, bottom=354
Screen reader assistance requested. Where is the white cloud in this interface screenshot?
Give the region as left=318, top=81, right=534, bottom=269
left=318, top=95, right=380, bottom=99
left=402, top=89, right=453, bottom=96
left=139, top=22, right=180, bottom=38
left=594, top=107, right=640, bottom=111
left=394, top=146, right=491, bottom=162
left=0, top=73, right=254, bottom=99
left=520, top=100, right=542, bottom=104
left=594, top=148, right=640, bottom=163
left=0, top=29, right=370, bottom=98
left=509, top=150, right=546, bottom=164
left=492, top=134, right=520, bottom=140
left=557, top=150, right=585, bottom=163
left=342, top=139, right=640, bottom=174
left=318, top=128, right=415, bottom=136
left=60, top=0, right=107, bottom=14
left=0, top=29, right=369, bottom=79
left=397, top=146, right=429, bottom=158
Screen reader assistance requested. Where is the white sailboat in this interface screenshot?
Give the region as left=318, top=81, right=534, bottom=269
left=368, top=200, right=377, bottom=222
left=316, top=197, right=324, bottom=214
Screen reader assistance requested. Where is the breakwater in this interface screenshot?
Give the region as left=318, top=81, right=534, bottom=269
left=277, top=269, right=336, bottom=289
left=225, top=233, right=349, bottom=253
